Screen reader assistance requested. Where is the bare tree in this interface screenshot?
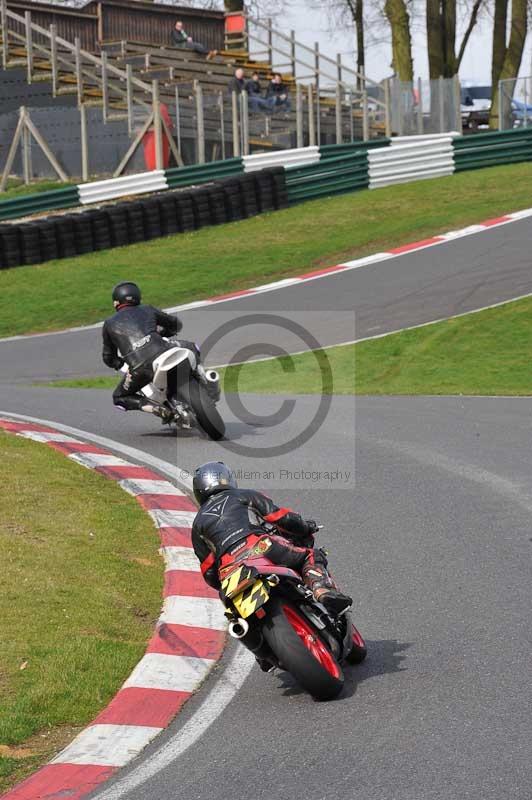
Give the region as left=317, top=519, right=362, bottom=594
left=384, top=0, right=414, bottom=80
left=489, top=0, right=528, bottom=127
left=426, top=0, right=485, bottom=79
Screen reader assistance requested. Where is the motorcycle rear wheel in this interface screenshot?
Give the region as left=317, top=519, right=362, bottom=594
left=189, top=377, right=225, bottom=441
left=262, top=598, right=344, bottom=700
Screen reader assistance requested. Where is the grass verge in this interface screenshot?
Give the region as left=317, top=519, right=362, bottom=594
left=0, top=431, right=162, bottom=793
left=45, top=295, right=532, bottom=396
left=221, top=296, right=532, bottom=396
left=2, top=162, right=532, bottom=338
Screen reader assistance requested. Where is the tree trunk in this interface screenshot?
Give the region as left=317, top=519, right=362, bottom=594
left=427, top=0, right=457, bottom=79
left=442, top=0, right=456, bottom=77
left=384, top=0, right=413, bottom=81
left=491, top=0, right=507, bottom=89
left=490, top=0, right=527, bottom=128
left=355, top=0, right=365, bottom=81
left=427, top=0, right=444, bottom=79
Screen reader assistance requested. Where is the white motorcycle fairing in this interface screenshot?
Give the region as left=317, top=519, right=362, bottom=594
left=140, top=346, right=197, bottom=404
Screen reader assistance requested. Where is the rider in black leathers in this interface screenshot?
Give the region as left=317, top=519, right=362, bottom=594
left=191, top=461, right=352, bottom=617
left=102, top=282, right=198, bottom=421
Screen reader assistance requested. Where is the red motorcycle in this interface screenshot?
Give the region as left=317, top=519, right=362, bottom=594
left=220, top=531, right=367, bottom=700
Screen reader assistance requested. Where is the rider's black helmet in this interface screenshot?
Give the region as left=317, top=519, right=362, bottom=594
left=193, top=461, right=237, bottom=504
left=112, top=281, right=141, bottom=308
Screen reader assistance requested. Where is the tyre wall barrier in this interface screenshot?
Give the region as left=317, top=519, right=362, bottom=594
left=3, top=128, right=532, bottom=227
left=0, top=167, right=288, bottom=270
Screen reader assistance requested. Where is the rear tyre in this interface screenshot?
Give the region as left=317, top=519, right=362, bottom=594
left=345, top=623, right=367, bottom=665
left=189, top=377, right=225, bottom=441
left=262, top=598, right=344, bottom=700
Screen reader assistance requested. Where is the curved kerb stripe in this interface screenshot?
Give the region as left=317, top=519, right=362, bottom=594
left=0, top=417, right=224, bottom=800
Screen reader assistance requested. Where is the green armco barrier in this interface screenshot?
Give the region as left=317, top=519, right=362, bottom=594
left=455, top=151, right=532, bottom=172
left=453, top=128, right=532, bottom=172
left=0, top=186, right=80, bottom=221
left=286, top=152, right=369, bottom=203
left=165, top=157, right=244, bottom=187
left=320, top=139, right=390, bottom=157
left=287, top=178, right=368, bottom=203
left=288, top=154, right=368, bottom=175
left=453, top=128, right=532, bottom=149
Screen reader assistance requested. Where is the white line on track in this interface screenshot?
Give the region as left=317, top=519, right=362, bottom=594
left=92, top=645, right=255, bottom=800
left=213, top=290, right=532, bottom=369
left=2, top=207, right=531, bottom=345
left=0, top=410, right=256, bottom=798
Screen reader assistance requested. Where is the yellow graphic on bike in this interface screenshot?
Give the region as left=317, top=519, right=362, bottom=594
left=232, top=580, right=270, bottom=618
left=221, top=565, right=271, bottom=618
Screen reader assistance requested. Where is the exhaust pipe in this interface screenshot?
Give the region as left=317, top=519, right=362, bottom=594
left=205, top=369, right=221, bottom=402
left=228, top=618, right=249, bottom=639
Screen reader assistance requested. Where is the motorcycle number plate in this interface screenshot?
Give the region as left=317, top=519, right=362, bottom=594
left=220, top=565, right=257, bottom=600
left=232, top=579, right=270, bottom=619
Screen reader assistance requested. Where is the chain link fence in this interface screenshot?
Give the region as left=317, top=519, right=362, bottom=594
left=389, top=77, right=461, bottom=136
left=498, top=76, right=532, bottom=131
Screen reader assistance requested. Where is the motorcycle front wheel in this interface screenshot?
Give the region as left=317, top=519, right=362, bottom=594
left=262, top=598, right=344, bottom=700
left=189, top=376, right=225, bottom=441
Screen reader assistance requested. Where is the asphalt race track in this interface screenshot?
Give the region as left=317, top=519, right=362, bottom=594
left=3, top=215, right=532, bottom=382
left=1, top=216, right=532, bottom=800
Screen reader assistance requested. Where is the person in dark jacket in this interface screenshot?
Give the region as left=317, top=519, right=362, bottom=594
left=102, top=281, right=198, bottom=421
left=171, top=20, right=216, bottom=59
left=266, top=72, right=292, bottom=112
left=245, top=71, right=270, bottom=113
left=227, top=67, right=246, bottom=96
left=191, top=461, right=352, bottom=616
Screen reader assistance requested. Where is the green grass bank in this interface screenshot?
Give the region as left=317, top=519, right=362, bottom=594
left=2, top=162, right=532, bottom=338
left=0, top=431, right=162, bottom=793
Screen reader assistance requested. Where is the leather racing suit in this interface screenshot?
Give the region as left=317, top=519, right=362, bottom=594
left=102, top=303, right=198, bottom=411
left=191, top=487, right=339, bottom=600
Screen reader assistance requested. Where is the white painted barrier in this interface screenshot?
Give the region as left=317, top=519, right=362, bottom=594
left=243, top=146, right=320, bottom=173
left=368, top=137, right=454, bottom=189
left=78, top=170, right=167, bottom=204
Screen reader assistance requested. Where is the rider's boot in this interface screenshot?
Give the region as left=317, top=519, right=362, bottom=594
left=302, top=552, right=352, bottom=616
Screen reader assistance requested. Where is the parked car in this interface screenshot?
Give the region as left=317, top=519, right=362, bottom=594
left=460, top=83, right=491, bottom=130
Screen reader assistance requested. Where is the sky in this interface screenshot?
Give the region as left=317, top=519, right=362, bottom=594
left=278, top=1, right=532, bottom=87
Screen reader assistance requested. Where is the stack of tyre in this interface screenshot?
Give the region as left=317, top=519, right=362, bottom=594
left=0, top=167, right=289, bottom=270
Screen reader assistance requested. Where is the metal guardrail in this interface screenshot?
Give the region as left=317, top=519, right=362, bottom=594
left=453, top=127, right=532, bottom=172
left=368, top=136, right=455, bottom=189
left=5, top=130, right=532, bottom=223
left=0, top=185, right=80, bottom=220
left=285, top=149, right=370, bottom=203
left=243, top=147, right=320, bottom=172
left=165, top=158, right=243, bottom=188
